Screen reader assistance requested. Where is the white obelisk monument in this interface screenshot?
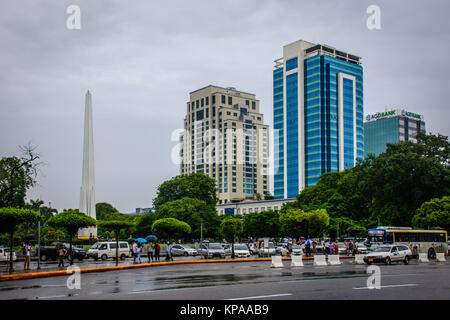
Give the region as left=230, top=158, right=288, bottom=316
left=78, top=90, right=97, bottom=239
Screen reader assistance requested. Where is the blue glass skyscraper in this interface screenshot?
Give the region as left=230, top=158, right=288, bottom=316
left=273, top=40, right=364, bottom=199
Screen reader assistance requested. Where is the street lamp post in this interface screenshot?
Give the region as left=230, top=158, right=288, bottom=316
left=37, top=208, right=41, bottom=270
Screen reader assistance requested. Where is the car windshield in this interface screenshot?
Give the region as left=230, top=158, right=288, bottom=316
left=209, top=244, right=223, bottom=250
left=90, top=243, right=100, bottom=249
left=374, top=247, right=391, bottom=252
left=234, top=245, right=248, bottom=250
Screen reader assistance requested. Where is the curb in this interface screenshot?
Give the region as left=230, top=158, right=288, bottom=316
left=0, top=255, right=357, bottom=282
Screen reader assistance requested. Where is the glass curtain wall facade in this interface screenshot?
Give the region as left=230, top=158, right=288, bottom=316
left=273, top=40, right=364, bottom=199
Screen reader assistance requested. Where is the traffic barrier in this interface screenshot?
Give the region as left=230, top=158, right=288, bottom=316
left=354, top=254, right=365, bottom=264
left=418, top=253, right=429, bottom=263
left=313, top=255, right=327, bottom=266
left=291, top=255, right=304, bottom=267
left=436, top=253, right=446, bottom=262
left=271, top=255, right=284, bottom=268
left=328, top=255, right=342, bottom=265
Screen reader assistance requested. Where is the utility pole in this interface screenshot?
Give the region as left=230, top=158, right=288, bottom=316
left=200, top=219, right=203, bottom=244
left=37, top=206, right=41, bottom=270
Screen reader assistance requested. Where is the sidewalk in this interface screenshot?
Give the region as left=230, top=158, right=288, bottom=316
left=0, top=254, right=358, bottom=281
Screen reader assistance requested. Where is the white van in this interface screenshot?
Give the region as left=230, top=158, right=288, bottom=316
left=87, top=241, right=130, bottom=261
left=0, top=247, right=17, bottom=262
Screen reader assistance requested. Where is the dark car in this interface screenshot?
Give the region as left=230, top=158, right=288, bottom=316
left=39, top=242, right=87, bottom=261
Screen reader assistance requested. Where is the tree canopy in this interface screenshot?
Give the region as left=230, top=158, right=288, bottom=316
left=152, top=173, right=218, bottom=209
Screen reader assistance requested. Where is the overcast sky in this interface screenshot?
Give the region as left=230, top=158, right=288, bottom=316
left=1, top=0, right=449, bottom=213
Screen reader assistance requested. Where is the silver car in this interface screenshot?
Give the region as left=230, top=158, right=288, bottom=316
left=170, top=244, right=198, bottom=256
left=364, top=244, right=412, bottom=265
left=198, top=243, right=226, bottom=259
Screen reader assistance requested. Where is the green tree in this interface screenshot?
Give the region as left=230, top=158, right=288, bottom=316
left=95, top=202, right=120, bottom=220
left=220, top=217, right=243, bottom=258
left=156, top=197, right=219, bottom=240
left=152, top=173, right=218, bottom=209
left=412, top=195, right=450, bottom=231
left=98, top=220, right=136, bottom=265
left=151, top=218, right=191, bottom=243
left=279, top=208, right=311, bottom=238
left=0, top=145, right=41, bottom=208
left=0, top=207, right=42, bottom=272
left=243, top=210, right=280, bottom=238
left=47, top=209, right=97, bottom=265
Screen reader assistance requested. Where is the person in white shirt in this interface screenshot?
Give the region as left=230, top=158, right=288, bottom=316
left=132, top=241, right=138, bottom=264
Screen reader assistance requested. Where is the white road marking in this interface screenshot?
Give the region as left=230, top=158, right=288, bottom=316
left=225, top=293, right=293, bottom=300
left=353, top=283, right=418, bottom=290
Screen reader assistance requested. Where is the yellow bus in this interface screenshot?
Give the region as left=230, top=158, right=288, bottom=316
left=367, top=226, right=448, bottom=259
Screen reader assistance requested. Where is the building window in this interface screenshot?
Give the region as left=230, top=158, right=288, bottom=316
left=221, top=95, right=226, bottom=104
left=228, top=96, right=232, bottom=105
left=252, top=101, right=256, bottom=110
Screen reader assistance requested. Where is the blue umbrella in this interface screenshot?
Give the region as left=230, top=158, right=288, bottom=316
left=146, top=235, right=158, bottom=240
left=306, top=239, right=313, bottom=245
left=135, top=238, right=148, bottom=243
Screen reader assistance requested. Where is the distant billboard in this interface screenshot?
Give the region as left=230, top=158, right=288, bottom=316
left=224, top=208, right=235, bottom=215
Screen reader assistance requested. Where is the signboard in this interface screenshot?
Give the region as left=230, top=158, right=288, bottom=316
left=368, top=229, right=385, bottom=236
left=263, top=238, right=269, bottom=248
left=224, top=208, right=235, bottom=216
left=365, top=109, right=423, bottom=122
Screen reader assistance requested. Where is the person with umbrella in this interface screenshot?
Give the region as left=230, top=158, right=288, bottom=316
left=305, top=238, right=312, bottom=257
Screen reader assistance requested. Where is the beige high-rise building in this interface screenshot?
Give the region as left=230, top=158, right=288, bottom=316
left=180, top=85, right=269, bottom=204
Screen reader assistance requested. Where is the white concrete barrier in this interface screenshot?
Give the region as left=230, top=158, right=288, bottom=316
left=436, top=253, right=446, bottom=262
left=313, top=255, right=327, bottom=266
left=328, top=255, right=342, bottom=265
left=271, top=255, right=284, bottom=268
left=291, top=255, right=304, bottom=267
left=418, top=253, right=429, bottom=263
left=354, top=254, right=365, bottom=264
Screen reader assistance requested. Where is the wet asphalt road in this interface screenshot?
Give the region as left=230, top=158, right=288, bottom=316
left=0, top=258, right=449, bottom=300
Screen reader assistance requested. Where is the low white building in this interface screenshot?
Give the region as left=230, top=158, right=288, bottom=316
left=216, top=198, right=296, bottom=216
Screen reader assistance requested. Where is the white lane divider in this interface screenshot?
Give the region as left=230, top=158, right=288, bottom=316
left=353, top=283, right=418, bottom=290
left=225, top=293, right=293, bottom=300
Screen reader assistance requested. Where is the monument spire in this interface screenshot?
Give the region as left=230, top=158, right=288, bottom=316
left=79, top=90, right=96, bottom=238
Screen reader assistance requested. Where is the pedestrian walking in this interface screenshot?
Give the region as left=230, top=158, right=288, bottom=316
left=154, top=242, right=161, bottom=261
left=132, top=241, right=138, bottom=264
left=147, top=243, right=154, bottom=262
left=23, top=242, right=31, bottom=270
left=136, top=243, right=142, bottom=264
left=57, top=244, right=66, bottom=268
left=348, top=240, right=354, bottom=256
left=334, top=241, right=339, bottom=255
left=166, top=242, right=173, bottom=261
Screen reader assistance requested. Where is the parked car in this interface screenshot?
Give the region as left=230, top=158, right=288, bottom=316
left=0, top=247, right=16, bottom=262
left=258, top=242, right=277, bottom=257
left=170, top=244, right=198, bottom=256
left=363, top=244, right=412, bottom=265
left=198, top=242, right=226, bottom=259
left=275, top=243, right=289, bottom=256
left=291, top=244, right=303, bottom=255
left=355, top=242, right=369, bottom=254
left=248, top=243, right=258, bottom=255
left=87, top=241, right=130, bottom=261
left=222, top=244, right=231, bottom=256
left=39, top=242, right=87, bottom=261
left=233, top=244, right=251, bottom=258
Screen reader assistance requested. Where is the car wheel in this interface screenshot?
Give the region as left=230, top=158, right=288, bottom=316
left=183, top=252, right=188, bottom=256
left=403, top=256, right=410, bottom=265
left=120, top=254, right=126, bottom=260
left=385, top=257, right=391, bottom=265
left=101, top=254, right=108, bottom=261
left=78, top=257, right=83, bottom=262
left=40, top=254, right=47, bottom=261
